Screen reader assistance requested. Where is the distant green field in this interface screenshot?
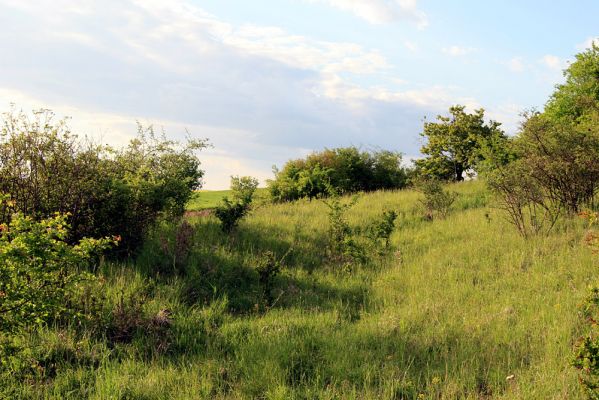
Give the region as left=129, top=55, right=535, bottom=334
left=187, top=188, right=269, bottom=211
left=187, top=190, right=231, bottom=210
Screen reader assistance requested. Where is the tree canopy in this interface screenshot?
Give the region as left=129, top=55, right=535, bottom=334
left=415, top=105, right=506, bottom=181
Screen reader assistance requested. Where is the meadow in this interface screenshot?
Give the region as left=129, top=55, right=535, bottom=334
left=7, top=180, right=596, bottom=399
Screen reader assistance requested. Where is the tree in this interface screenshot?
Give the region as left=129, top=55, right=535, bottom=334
left=415, top=105, right=506, bottom=181
left=488, top=44, right=599, bottom=235
left=545, top=42, right=599, bottom=122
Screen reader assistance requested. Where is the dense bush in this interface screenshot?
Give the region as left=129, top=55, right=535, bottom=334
left=573, top=285, right=599, bottom=399
left=365, top=209, right=398, bottom=249
left=0, top=109, right=207, bottom=254
left=323, top=193, right=365, bottom=264
left=268, top=147, right=407, bottom=202
left=215, top=176, right=259, bottom=233
left=255, top=250, right=283, bottom=307
left=0, top=196, right=113, bottom=335
left=417, top=179, right=457, bottom=220
left=488, top=45, right=599, bottom=236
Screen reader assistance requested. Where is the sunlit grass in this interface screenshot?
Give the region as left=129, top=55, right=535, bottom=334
left=5, top=180, right=596, bottom=399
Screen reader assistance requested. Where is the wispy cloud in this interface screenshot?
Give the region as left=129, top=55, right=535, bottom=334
left=505, top=57, right=525, bottom=73
left=576, top=36, right=599, bottom=50
left=0, top=0, right=451, bottom=188
left=442, top=45, right=476, bottom=57
left=539, top=54, right=565, bottom=71
left=305, top=0, right=428, bottom=28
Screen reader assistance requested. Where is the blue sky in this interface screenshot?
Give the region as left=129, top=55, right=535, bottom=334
left=0, top=0, right=597, bottom=188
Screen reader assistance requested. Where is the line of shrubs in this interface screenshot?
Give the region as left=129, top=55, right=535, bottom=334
left=267, top=147, right=409, bottom=202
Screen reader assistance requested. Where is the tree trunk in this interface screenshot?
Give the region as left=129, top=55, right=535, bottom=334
left=454, top=163, right=464, bottom=181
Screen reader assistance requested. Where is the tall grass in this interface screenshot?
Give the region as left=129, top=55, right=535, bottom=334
left=5, top=181, right=596, bottom=399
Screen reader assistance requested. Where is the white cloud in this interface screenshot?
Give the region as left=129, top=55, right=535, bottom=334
left=539, top=54, right=564, bottom=71
left=0, top=0, right=467, bottom=188
left=306, top=0, right=428, bottom=28
left=506, top=57, right=525, bottom=73
left=576, top=36, right=599, bottom=51
left=442, top=45, right=475, bottom=57
left=403, top=40, right=418, bottom=52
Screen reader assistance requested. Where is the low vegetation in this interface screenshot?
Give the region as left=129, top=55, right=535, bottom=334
left=1, top=43, right=599, bottom=399
left=268, top=147, right=408, bottom=202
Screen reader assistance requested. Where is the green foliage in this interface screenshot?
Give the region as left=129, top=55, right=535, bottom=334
left=488, top=46, right=599, bottom=236
left=3, top=181, right=597, bottom=398
left=268, top=147, right=407, bottom=202
left=0, top=197, right=113, bottom=334
left=573, top=286, right=599, bottom=399
left=366, top=209, right=398, bottom=249
left=322, top=193, right=364, bottom=263
left=0, top=109, right=208, bottom=254
left=545, top=43, right=599, bottom=122
left=417, top=179, right=457, bottom=220
left=583, top=211, right=599, bottom=251
left=215, top=176, right=259, bottom=233
left=139, top=219, right=196, bottom=276
left=415, top=105, right=507, bottom=181
left=255, top=250, right=283, bottom=306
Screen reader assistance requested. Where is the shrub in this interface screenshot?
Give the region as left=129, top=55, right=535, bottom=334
left=215, top=176, right=259, bottom=233
left=488, top=46, right=599, bottom=236
left=417, top=179, right=457, bottom=220
left=573, top=210, right=599, bottom=398
left=255, top=251, right=283, bottom=307
left=0, top=109, right=208, bottom=255
left=322, top=193, right=364, bottom=263
left=268, top=147, right=407, bottom=202
left=573, top=286, right=599, bottom=398
left=366, top=209, right=398, bottom=250
left=0, top=195, right=114, bottom=334
left=582, top=211, right=599, bottom=252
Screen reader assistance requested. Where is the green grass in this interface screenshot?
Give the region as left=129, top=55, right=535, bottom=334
left=187, top=190, right=231, bottom=211
left=4, top=181, right=597, bottom=399
left=187, top=188, right=269, bottom=211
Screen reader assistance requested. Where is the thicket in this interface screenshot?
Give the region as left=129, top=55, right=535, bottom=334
left=268, top=147, right=407, bottom=202
left=0, top=109, right=207, bottom=254
left=487, top=45, right=599, bottom=237
left=0, top=196, right=114, bottom=334
left=416, top=179, right=458, bottom=220
left=215, top=176, right=259, bottom=233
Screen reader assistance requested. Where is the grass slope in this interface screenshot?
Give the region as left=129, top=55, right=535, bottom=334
left=187, top=189, right=269, bottom=211
left=7, top=181, right=596, bottom=399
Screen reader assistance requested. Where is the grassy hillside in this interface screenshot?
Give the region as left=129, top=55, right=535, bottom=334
left=7, top=181, right=597, bottom=399
left=187, top=188, right=269, bottom=211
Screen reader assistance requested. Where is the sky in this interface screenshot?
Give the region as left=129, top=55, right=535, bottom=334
left=0, top=1, right=597, bottom=189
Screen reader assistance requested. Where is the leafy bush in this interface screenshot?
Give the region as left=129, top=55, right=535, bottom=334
left=255, top=251, right=283, bottom=307
left=0, top=196, right=114, bottom=334
left=268, top=147, right=407, bottom=202
left=573, top=210, right=599, bottom=398
left=488, top=45, right=599, bottom=236
left=366, top=209, right=398, bottom=249
left=215, top=176, right=259, bottom=233
left=0, top=109, right=208, bottom=254
left=582, top=211, right=599, bottom=251
left=573, top=286, right=599, bottom=398
left=417, top=179, right=457, bottom=220
left=323, top=193, right=364, bottom=263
